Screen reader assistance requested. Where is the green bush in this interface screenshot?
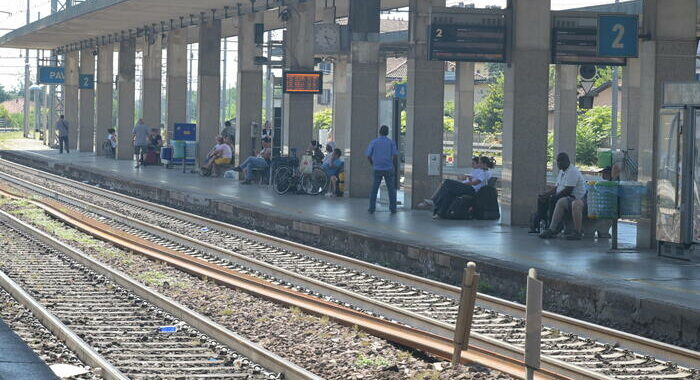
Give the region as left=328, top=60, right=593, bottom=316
left=576, top=106, right=614, bottom=166
left=474, top=73, right=504, bottom=134
left=313, top=108, right=333, bottom=132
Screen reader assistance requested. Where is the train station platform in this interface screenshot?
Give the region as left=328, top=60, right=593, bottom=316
left=1, top=138, right=698, bottom=348
left=0, top=318, right=57, bottom=380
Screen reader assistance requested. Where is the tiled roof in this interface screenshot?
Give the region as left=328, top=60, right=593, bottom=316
left=0, top=98, right=26, bottom=114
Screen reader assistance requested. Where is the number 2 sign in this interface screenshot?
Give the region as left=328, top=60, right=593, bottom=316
left=597, top=15, right=638, bottom=58
left=79, top=74, right=94, bottom=90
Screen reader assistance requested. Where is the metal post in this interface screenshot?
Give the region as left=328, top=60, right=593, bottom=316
left=525, top=268, right=543, bottom=380
left=265, top=31, right=273, bottom=122
left=222, top=37, right=227, bottom=127
left=452, top=262, right=479, bottom=365
left=610, top=0, right=620, bottom=150
left=187, top=45, right=193, bottom=122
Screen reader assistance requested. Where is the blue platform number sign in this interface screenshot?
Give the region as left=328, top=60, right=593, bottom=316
left=394, top=83, right=407, bottom=99
left=38, top=66, right=65, bottom=84
left=597, top=15, right=638, bottom=58
left=79, top=74, right=94, bottom=89
left=173, top=123, right=197, bottom=141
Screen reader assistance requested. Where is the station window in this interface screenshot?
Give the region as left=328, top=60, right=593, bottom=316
left=318, top=62, right=332, bottom=74
left=318, top=89, right=332, bottom=105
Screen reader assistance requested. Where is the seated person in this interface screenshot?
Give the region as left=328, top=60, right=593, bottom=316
left=201, top=136, right=233, bottom=176
left=224, top=135, right=235, bottom=158
left=105, top=128, right=117, bottom=157
left=148, top=128, right=163, bottom=152
left=321, top=144, right=334, bottom=166
left=538, top=152, right=587, bottom=240
left=419, top=156, right=480, bottom=209
left=234, top=137, right=272, bottom=184
left=430, top=156, right=493, bottom=219
left=308, top=140, right=325, bottom=165
left=321, top=148, right=343, bottom=197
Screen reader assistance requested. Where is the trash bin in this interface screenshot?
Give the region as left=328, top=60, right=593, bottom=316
left=587, top=181, right=619, bottom=219
left=597, top=149, right=613, bottom=168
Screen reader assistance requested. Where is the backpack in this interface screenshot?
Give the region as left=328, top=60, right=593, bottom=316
left=473, top=186, right=500, bottom=220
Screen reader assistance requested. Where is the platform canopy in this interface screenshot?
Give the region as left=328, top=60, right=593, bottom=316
left=0, top=0, right=407, bottom=51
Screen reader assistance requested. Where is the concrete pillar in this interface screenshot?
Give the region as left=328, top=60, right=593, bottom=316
left=78, top=48, right=95, bottom=152
left=344, top=0, right=381, bottom=198
left=553, top=65, right=578, bottom=174
left=117, top=38, right=136, bottom=160
left=404, top=0, right=446, bottom=208
left=282, top=0, right=315, bottom=155
left=454, top=62, right=474, bottom=168
left=501, top=0, right=551, bottom=226
left=64, top=50, right=79, bottom=150
left=142, top=34, right=162, bottom=131
left=166, top=29, right=187, bottom=141
left=96, top=44, right=113, bottom=156
left=235, top=12, right=263, bottom=166
left=332, top=56, right=348, bottom=151
left=621, top=58, right=640, bottom=173
left=196, top=17, right=222, bottom=166
left=637, top=0, right=696, bottom=248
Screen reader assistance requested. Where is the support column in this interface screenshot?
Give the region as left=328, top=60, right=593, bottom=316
left=282, top=0, right=315, bottom=154
left=501, top=0, right=551, bottom=226
left=405, top=0, right=446, bottom=208
left=142, top=34, right=162, bottom=131
left=166, top=29, right=187, bottom=141
left=117, top=38, right=136, bottom=160
left=332, top=56, right=348, bottom=151
left=454, top=62, right=474, bottom=168
left=64, top=51, right=79, bottom=150
left=197, top=17, right=222, bottom=165
left=345, top=0, right=381, bottom=198
left=78, top=48, right=95, bottom=152
left=637, top=0, right=696, bottom=248
left=621, top=58, right=640, bottom=173
left=553, top=65, right=578, bottom=174
left=96, top=44, right=113, bottom=156
left=236, top=12, right=263, bottom=166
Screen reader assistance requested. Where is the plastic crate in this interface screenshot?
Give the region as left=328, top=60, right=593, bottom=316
left=587, top=181, right=619, bottom=219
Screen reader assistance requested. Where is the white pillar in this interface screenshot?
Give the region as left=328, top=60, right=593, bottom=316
left=96, top=44, right=113, bottom=156
left=236, top=12, right=263, bottom=166
left=166, top=29, right=187, bottom=141
left=196, top=17, right=222, bottom=165
left=332, top=56, right=348, bottom=151
left=282, top=0, right=316, bottom=155
left=64, top=50, right=79, bottom=150
left=117, top=38, right=135, bottom=160
left=454, top=62, right=474, bottom=168
left=553, top=65, right=578, bottom=174
left=501, top=0, right=551, bottom=226
left=621, top=59, right=640, bottom=174
left=142, top=34, right=162, bottom=131
left=404, top=0, right=446, bottom=208
left=78, top=48, right=95, bottom=152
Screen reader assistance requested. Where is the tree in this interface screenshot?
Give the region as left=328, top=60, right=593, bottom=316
left=474, top=73, right=504, bottom=134
left=576, top=106, right=615, bottom=166
left=313, top=108, right=333, bottom=132
left=484, top=63, right=505, bottom=79
left=0, top=85, right=14, bottom=103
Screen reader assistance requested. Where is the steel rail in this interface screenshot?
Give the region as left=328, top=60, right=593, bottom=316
left=0, top=269, right=128, bottom=380
left=0, top=170, right=616, bottom=380
left=0, top=158, right=696, bottom=371
left=0, top=207, right=323, bottom=380
left=0, top=185, right=573, bottom=380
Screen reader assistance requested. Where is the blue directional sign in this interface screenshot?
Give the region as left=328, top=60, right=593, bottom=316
left=38, top=66, right=64, bottom=84
left=79, top=74, right=94, bottom=89
left=597, top=15, right=638, bottom=58
left=173, top=123, right=197, bottom=141
left=394, top=83, right=407, bottom=99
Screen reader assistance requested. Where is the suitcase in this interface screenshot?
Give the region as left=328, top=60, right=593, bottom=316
left=440, top=195, right=474, bottom=220
left=144, top=150, right=159, bottom=165
left=473, top=186, right=500, bottom=220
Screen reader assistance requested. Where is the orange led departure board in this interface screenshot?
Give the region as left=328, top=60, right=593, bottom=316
left=283, top=71, right=323, bottom=94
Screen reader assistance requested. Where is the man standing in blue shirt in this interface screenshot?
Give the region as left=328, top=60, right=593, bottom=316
left=365, top=125, right=398, bottom=214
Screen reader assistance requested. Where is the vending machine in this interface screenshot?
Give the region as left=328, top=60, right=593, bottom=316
left=656, top=82, right=700, bottom=261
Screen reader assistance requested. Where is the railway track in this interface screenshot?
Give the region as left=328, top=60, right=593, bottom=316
left=0, top=159, right=697, bottom=380
left=0, top=208, right=321, bottom=380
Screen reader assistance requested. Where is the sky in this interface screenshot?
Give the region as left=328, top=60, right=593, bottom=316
left=0, top=0, right=628, bottom=90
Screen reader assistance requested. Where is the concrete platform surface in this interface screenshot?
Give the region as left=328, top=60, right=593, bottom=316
left=0, top=317, right=57, bottom=380
left=2, top=138, right=699, bottom=347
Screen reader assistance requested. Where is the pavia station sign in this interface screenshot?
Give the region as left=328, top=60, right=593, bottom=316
left=38, top=66, right=64, bottom=84
left=428, top=7, right=638, bottom=65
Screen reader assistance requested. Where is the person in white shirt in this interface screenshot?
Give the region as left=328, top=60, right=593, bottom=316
left=430, top=156, right=494, bottom=219
left=201, top=136, right=233, bottom=176
left=539, top=152, right=587, bottom=240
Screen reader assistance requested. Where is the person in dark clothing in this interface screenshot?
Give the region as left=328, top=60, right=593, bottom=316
left=430, top=156, right=493, bottom=219
left=309, top=140, right=325, bottom=165
left=55, top=115, right=70, bottom=154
